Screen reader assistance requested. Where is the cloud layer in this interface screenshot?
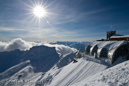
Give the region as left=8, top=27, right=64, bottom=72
left=0, top=38, right=32, bottom=52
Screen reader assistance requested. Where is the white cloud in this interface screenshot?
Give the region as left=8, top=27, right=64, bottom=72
left=0, top=38, right=32, bottom=52
left=0, top=38, right=78, bottom=54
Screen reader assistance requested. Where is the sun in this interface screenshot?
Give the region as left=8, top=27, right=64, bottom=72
left=33, top=5, right=47, bottom=18
left=21, top=0, right=56, bottom=24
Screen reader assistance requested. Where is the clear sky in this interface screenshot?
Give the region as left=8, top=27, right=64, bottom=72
left=0, top=0, right=129, bottom=41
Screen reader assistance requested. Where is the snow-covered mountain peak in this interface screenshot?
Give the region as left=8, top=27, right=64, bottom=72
left=1, top=39, right=128, bottom=86
left=0, top=42, right=77, bottom=83
left=44, top=44, right=77, bottom=57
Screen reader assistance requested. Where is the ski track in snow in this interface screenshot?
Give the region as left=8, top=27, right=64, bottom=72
left=71, top=61, right=129, bottom=86
left=63, top=61, right=107, bottom=86
left=49, top=58, right=108, bottom=86
left=70, top=62, right=95, bottom=84
left=79, top=63, right=106, bottom=81
left=55, top=60, right=85, bottom=86
left=65, top=61, right=91, bottom=86
left=1, top=40, right=129, bottom=86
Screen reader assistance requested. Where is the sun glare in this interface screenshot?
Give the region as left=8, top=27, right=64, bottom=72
left=33, top=5, right=46, bottom=18
left=22, top=0, right=56, bottom=24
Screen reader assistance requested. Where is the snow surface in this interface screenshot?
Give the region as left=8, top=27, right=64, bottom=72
left=0, top=39, right=129, bottom=86
left=0, top=57, right=108, bottom=86
left=111, top=35, right=129, bottom=38
left=48, top=58, right=108, bottom=86
left=71, top=60, right=129, bottom=86
left=0, top=43, right=77, bottom=73
left=44, top=44, right=77, bottom=57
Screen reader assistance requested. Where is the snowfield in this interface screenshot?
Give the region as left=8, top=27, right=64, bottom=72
left=48, top=58, right=108, bottom=86
left=71, top=60, right=129, bottom=86
left=0, top=38, right=129, bottom=86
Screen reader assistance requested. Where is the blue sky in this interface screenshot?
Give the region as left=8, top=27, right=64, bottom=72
left=0, top=0, right=129, bottom=41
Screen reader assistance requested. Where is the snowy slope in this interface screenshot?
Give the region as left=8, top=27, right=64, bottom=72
left=0, top=39, right=128, bottom=86
left=71, top=60, right=129, bottom=86
left=0, top=65, right=43, bottom=86
left=0, top=43, right=77, bottom=86
left=0, top=44, right=77, bottom=72
left=0, top=49, right=25, bottom=73
left=0, top=45, right=59, bottom=73
left=0, top=53, right=109, bottom=86
left=0, top=50, right=128, bottom=86
left=47, top=58, right=108, bottom=86
left=0, top=60, right=30, bottom=80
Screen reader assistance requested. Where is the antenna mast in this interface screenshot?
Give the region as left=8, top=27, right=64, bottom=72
left=110, top=24, right=114, bottom=31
